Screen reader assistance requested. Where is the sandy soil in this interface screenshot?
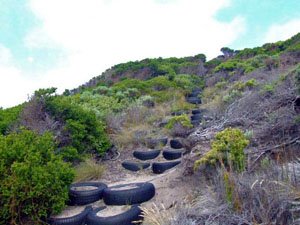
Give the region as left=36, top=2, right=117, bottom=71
left=71, top=186, right=98, bottom=191
left=97, top=206, right=131, bottom=217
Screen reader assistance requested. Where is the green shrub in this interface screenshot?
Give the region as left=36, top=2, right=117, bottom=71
left=46, top=96, right=111, bottom=159
left=0, top=129, right=74, bottom=224
left=165, top=115, right=193, bottom=129
left=194, top=128, right=249, bottom=172
left=214, top=60, right=238, bottom=72
left=262, top=83, right=275, bottom=94
left=0, top=105, right=23, bottom=135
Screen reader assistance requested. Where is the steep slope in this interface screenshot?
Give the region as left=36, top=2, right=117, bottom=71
left=0, top=32, right=300, bottom=224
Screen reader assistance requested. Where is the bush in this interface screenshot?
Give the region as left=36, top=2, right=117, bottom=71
left=46, top=96, right=111, bottom=159
left=194, top=128, right=249, bottom=172
left=0, top=105, right=23, bottom=135
left=165, top=115, right=193, bottom=129
left=0, top=129, right=74, bottom=224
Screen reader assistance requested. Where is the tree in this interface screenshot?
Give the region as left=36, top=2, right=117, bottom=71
left=221, top=47, right=235, bottom=58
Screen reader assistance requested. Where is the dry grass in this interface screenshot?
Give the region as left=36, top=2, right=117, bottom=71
left=74, top=158, right=105, bottom=182
left=109, top=102, right=173, bottom=150
left=140, top=203, right=197, bottom=225
left=111, top=123, right=152, bottom=150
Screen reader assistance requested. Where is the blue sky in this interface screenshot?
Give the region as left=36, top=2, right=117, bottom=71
left=0, top=0, right=299, bottom=108
left=217, top=0, right=300, bottom=49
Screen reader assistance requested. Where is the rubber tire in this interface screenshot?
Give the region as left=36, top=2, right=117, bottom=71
left=171, top=110, right=185, bottom=116
left=187, top=92, right=200, bottom=98
left=152, top=161, right=181, bottom=174
left=162, top=149, right=184, bottom=160
left=192, top=88, right=202, bottom=93
left=122, top=161, right=150, bottom=172
left=192, top=109, right=201, bottom=114
left=133, top=150, right=161, bottom=161
left=86, top=205, right=142, bottom=225
left=48, top=206, right=92, bottom=225
left=69, top=182, right=107, bottom=206
left=103, top=182, right=155, bottom=206
left=191, top=119, right=200, bottom=127
left=186, top=97, right=201, bottom=104
left=170, top=139, right=183, bottom=149
left=191, top=114, right=201, bottom=120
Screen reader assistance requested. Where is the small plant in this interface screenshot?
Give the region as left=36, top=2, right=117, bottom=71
left=262, top=83, right=275, bottom=94
left=165, top=115, right=193, bottom=130
left=194, top=128, right=249, bottom=172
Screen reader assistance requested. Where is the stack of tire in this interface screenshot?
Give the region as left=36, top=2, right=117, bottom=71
left=186, top=88, right=201, bottom=105
left=190, top=109, right=201, bottom=127
left=122, top=137, right=183, bottom=175
left=152, top=139, right=183, bottom=174
left=49, top=181, right=155, bottom=225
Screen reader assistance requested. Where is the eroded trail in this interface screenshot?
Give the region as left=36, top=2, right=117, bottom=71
left=49, top=89, right=202, bottom=225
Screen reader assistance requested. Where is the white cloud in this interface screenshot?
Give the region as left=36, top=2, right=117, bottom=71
left=0, top=46, right=40, bottom=108
left=2, top=0, right=246, bottom=108
left=264, top=19, right=300, bottom=43
left=0, top=45, right=13, bottom=66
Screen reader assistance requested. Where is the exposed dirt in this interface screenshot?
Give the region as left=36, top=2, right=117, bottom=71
left=71, top=186, right=98, bottom=191
left=97, top=206, right=131, bottom=217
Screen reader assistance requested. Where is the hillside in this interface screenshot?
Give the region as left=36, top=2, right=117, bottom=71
left=0, top=32, right=300, bottom=225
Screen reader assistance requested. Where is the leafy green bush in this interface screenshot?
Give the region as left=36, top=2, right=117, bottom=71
left=0, top=129, right=74, bottom=224
left=165, top=115, right=193, bottom=129
left=262, top=83, right=275, bottom=94
left=0, top=105, right=23, bottom=135
left=194, top=128, right=249, bottom=172
left=46, top=96, right=111, bottom=159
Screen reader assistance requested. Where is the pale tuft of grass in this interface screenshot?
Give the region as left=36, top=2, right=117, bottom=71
left=140, top=203, right=175, bottom=225
left=74, top=158, right=105, bottom=182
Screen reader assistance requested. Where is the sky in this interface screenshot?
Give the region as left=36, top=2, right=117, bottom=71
left=0, top=0, right=299, bottom=108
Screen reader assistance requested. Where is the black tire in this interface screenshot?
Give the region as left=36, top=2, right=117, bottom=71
left=69, top=182, right=107, bottom=205
left=122, top=161, right=150, bottom=172
left=192, top=88, right=202, bottom=93
left=187, top=92, right=200, bottom=98
left=103, top=182, right=155, bottom=206
left=171, top=110, right=184, bottom=116
left=162, top=149, right=184, bottom=160
left=191, top=114, right=201, bottom=120
left=86, top=205, right=142, bottom=225
left=191, top=119, right=200, bottom=127
left=192, top=109, right=201, bottom=114
left=133, top=150, right=161, bottom=160
left=152, top=161, right=181, bottom=174
left=170, top=139, right=183, bottom=149
left=48, top=206, right=92, bottom=225
left=186, top=97, right=201, bottom=104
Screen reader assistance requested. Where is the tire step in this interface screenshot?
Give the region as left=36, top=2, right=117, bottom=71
left=133, top=149, right=161, bottom=161
left=152, top=161, right=181, bottom=174
left=122, top=161, right=151, bottom=172
left=162, top=149, right=184, bottom=160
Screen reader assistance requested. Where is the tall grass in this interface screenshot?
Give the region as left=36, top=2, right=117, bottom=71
left=74, top=158, right=105, bottom=182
